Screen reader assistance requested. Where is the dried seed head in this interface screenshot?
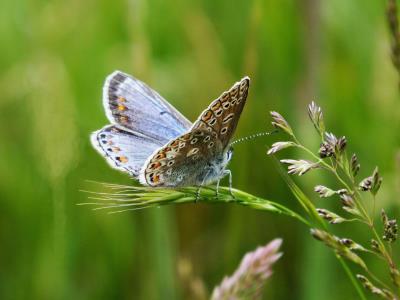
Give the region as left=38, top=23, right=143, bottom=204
left=310, top=229, right=367, bottom=269
left=270, top=111, right=293, bottom=136
left=307, top=101, right=325, bottom=135
left=280, top=159, right=319, bottom=176
left=359, top=167, right=383, bottom=195
left=319, top=132, right=347, bottom=158
left=382, top=209, right=398, bottom=243
left=339, top=238, right=368, bottom=252
left=370, top=239, right=381, bottom=254
left=359, top=177, right=373, bottom=191
left=267, top=141, right=295, bottom=155
left=340, top=193, right=355, bottom=208
left=336, top=136, right=347, bottom=153
left=371, top=167, right=383, bottom=196
left=319, top=142, right=334, bottom=158
left=340, top=194, right=362, bottom=217
left=357, top=274, right=395, bottom=299
left=314, top=185, right=336, bottom=198
left=390, top=266, right=400, bottom=288
left=350, top=154, right=360, bottom=177
left=317, top=208, right=346, bottom=224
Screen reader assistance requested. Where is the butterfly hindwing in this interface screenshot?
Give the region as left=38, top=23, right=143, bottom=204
left=139, top=129, right=222, bottom=187
left=103, top=71, right=192, bottom=142
left=191, top=77, right=250, bottom=149
left=91, top=125, right=164, bottom=177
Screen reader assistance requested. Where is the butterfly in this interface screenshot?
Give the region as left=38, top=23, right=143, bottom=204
left=91, top=71, right=250, bottom=194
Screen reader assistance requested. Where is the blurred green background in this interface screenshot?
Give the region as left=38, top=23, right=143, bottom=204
left=1, top=0, right=399, bottom=299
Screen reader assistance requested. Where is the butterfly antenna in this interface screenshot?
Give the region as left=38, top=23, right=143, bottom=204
left=230, top=130, right=278, bottom=146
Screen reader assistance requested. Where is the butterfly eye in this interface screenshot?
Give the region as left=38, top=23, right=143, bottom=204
left=203, top=136, right=211, bottom=142
left=167, top=160, right=175, bottom=166
left=208, top=142, right=214, bottom=148
left=220, top=127, right=228, bottom=135
left=190, top=138, right=198, bottom=144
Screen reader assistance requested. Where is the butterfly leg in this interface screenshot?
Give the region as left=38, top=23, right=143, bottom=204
left=215, top=178, right=221, bottom=199
left=195, top=168, right=211, bottom=203
left=224, top=169, right=235, bottom=199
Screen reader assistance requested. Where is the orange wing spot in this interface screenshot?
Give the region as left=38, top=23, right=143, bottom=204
left=202, top=110, right=213, bottom=122
left=152, top=174, right=160, bottom=184
left=211, top=100, right=221, bottom=110
left=117, top=104, right=127, bottom=111
left=118, top=96, right=126, bottom=102
left=230, top=86, right=239, bottom=97
left=149, top=162, right=161, bottom=170
left=112, top=146, right=121, bottom=152
left=154, top=152, right=166, bottom=160
left=119, top=116, right=129, bottom=123
left=170, top=140, right=180, bottom=147
left=117, top=156, right=129, bottom=163
left=180, top=133, right=191, bottom=141
left=221, top=92, right=229, bottom=101
left=107, top=140, right=114, bottom=145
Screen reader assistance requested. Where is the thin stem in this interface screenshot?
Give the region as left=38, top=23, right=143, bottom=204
left=337, top=256, right=368, bottom=300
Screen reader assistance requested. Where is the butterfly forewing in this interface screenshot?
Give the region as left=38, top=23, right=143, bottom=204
left=140, top=77, right=249, bottom=187
left=191, top=77, right=250, bottom=149
left=103, top=71, right=192, bottom=141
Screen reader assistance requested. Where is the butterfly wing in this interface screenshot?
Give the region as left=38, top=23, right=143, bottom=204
left=91, top=125, right=165, bottom=178
left=191, top=76, right=250, bottom=149
left=103, top=71, right=192, bottom=142
left=139, top=77, right=250, bottom=187
left=139, top=129, right=222, bottom=187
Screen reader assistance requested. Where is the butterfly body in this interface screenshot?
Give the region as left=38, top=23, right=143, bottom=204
left=91, top=71, right=249, bottom=189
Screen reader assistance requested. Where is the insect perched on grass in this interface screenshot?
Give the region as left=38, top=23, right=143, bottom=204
left=91, top=71, right=250, bottom=196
